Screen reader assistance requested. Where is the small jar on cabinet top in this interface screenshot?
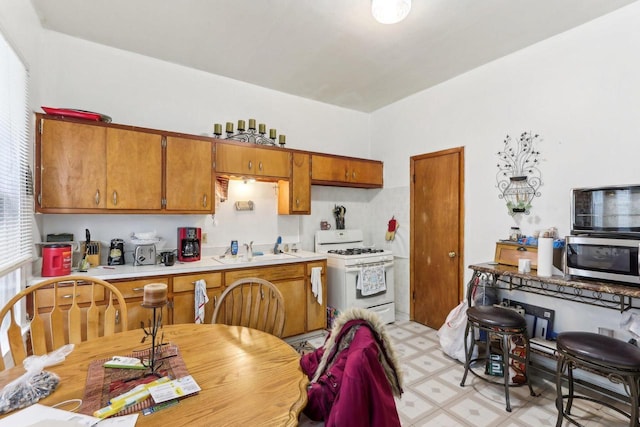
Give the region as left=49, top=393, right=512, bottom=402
left=509, top=227, right=521, bottom=242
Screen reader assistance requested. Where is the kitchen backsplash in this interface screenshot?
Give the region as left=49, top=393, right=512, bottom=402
left=35, top=182, right=400, bottom=264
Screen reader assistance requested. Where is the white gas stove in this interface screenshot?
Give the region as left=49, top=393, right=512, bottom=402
left=315, top=229, right=395, bottom=324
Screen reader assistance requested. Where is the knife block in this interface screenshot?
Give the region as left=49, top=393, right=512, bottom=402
left=81, top=241, right=101, bottom=267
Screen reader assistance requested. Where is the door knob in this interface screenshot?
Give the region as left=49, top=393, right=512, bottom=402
left=448, top=251, right=457, bottom=258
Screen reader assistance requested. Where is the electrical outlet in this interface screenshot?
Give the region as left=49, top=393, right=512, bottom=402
left=202, top=233, right=208, bottom=244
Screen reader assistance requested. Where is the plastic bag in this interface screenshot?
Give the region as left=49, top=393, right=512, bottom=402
left=0, top=344, right=74, bottom=415
left=437, top=301, right=476, bottom=363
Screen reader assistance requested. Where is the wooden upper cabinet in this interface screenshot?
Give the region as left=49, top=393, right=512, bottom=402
left=278, top=152, right=310, bottom=215
left=38, top=118, right=107, bottom=210
left=311, top=154, right=383, bottom=188
left=165, top=136, right=214, bottom=213
left=215, top=142, right=290, bottom=179
left=106, top=128, right=163, bottom=210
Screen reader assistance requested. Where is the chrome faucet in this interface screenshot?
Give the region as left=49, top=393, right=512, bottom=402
left=244, top=241, right=254, bottom=260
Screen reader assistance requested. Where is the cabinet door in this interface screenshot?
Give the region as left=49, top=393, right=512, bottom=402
left=306, top=261, right=327, bottom=331
left=278, top=152, right=310, bottom=215
left=350, top=158, right=383, bottom=186
left=274, top=279, right=306, bottom=338
left=172, top=273, right=223, bottom=324
left=38, top=118, right=107, bottom=210
left=165, top=136, right=214, bottom=212
left=311, top=154, right=348, bottom=183
left=106, top=128, right=163, bottom=210
left=311, top=154, right=383, bottom=188
left=290, top=152, right=310, bottom=213
left=215, top=143, right=254, bottom=175
left=255, top=147, right=290, bottom=178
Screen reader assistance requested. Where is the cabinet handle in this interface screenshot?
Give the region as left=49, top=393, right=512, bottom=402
left=95, top=190, right=100, bottom=206
left=248, top=160, right=252, bottom=170
left=352, top=171, right=356, bottom=179
left=133, top=287, right=144, bottom=292
left=258, top=161, right=263, bottom=171
left=213, top=295, right=217, bottom=308
left=296, top=198, right=300, bottom=207
left=345, top=170, right=349, bottom=179
left=203, top=194, right=207, bottom=207
left=61, top=293, right=79, bottom=299
left=115, top=309, right=120, bottom=324
left=112, top=191, right=118, bottom=206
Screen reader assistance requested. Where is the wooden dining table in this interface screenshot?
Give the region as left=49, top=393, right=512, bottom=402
left=0, top=324, right=309, bottom=426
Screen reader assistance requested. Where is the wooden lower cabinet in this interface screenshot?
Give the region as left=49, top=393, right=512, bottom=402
left=306, top=261, right=327, bottom=331
left=171, top=272, right=222, bottom=324
left=221, top=261, right=326, bottom=338
left=69, top=261, right=328, bottom=338
left=274, top=279, right=307, bottom=337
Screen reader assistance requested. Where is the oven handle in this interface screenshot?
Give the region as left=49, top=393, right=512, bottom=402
left=345, top=261, right=394, bottom=273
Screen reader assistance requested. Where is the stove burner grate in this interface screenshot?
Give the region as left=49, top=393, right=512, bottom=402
left=327, top=248, right=385, bottom=256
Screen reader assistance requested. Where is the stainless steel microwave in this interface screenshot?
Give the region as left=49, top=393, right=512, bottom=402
left=572, top=185, right=640, bottom=236
left=565, top=236, right=640, bottom=285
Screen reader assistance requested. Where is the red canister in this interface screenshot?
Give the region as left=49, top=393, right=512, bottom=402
left=42, top=244, right=72, bottom=277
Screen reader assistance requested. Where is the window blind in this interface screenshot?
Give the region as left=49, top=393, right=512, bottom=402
left=0, top=29, right=32, bottom=276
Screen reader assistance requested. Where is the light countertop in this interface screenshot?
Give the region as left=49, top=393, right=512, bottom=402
left=31, top=250, right=326, bottom=284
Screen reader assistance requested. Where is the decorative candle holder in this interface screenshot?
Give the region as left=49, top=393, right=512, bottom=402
left=140, top=283, right=168, bottom=376
left=213, top=118, right=288, bottom=147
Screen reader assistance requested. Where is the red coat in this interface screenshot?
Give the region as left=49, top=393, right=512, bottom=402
left=300, top=319, right=402, bottom=427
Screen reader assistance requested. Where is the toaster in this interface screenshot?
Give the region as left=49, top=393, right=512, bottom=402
left=134, top=244, right=157, bottom=266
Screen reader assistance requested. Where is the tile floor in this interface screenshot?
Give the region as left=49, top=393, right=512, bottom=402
left=297, top=320, right=633, bottom=426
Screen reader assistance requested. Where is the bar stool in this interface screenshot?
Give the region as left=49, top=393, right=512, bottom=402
left=555, top=331, right=640, bottom=427
left=460, top=303, right=536, bottom=411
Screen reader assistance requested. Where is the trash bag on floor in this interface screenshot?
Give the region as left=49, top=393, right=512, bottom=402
left=437, top=301, right=476, bottom=363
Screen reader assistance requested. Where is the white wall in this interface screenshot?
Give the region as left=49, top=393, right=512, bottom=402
left=372, top=3, right=640, bottom=334
left=36, top=31, right=371, bottom=157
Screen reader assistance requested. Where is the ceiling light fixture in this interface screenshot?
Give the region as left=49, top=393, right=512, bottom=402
left=371, top=0, right=411, bottom=24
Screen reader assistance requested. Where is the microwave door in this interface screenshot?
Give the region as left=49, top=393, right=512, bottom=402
left=567, top=240, right=640, bottom=283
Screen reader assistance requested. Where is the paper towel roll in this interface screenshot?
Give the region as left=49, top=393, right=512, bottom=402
left=537, top=237, right=554, bottom=277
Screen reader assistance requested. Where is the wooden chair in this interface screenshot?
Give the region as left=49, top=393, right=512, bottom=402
left=0, top=275, right=128, bottom=371
left=212, top=277, right=286, bottom=338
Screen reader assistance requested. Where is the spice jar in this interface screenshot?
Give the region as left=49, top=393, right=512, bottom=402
left=509, top=226, right=521, bottom=242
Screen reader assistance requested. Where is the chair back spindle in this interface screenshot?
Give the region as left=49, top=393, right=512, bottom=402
left=212, top=278, right=285, bottom=338
left=0, top=276, right=128, bottom=371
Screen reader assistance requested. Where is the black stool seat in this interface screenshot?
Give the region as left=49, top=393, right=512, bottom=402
left=467, top=306, right=527, bottom=329
left=556, top=331, right=640, bottom=427
left=557, top=332, right=640, bottom=370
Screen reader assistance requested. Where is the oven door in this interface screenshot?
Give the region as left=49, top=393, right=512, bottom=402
left=344, top=261, right=394, bottom=307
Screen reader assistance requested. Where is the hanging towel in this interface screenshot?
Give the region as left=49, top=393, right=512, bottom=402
left=194, top=279, right=209, bottom=324
left=357, top=265, right=386, bottom=296
left=311, top=266, right=323, bottom=305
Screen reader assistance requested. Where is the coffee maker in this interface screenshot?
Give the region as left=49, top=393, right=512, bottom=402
left=178, top=227, right=201, bottom=262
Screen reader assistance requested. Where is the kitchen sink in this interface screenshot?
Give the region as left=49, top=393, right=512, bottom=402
left=213, top=252, right=299, bottom=264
